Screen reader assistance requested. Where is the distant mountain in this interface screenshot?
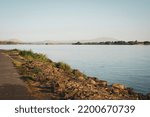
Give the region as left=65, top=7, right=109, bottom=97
left=38, top=37, right=118, bottom=44
left=9, top=39, right=22, bottom=43
left=0, top=38, right=22, bottom=43
left=36, top=40, right=75, bottom=44
left=40, top=40, right=64, bottom=44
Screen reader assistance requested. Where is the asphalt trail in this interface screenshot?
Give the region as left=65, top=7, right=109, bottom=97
left=0, top=51, right=33, bottom=99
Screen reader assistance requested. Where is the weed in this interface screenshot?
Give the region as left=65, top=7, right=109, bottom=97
left=55, top=62, right=72, bottom=71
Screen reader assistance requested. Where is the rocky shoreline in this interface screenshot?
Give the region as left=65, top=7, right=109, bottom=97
left=3, top=49, right=150, bottom=100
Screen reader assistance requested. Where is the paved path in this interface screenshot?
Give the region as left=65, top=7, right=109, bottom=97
left=0, top=51, right=33, bottom=99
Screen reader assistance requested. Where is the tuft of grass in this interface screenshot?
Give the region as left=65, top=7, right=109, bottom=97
left=20, top=76, right=35, bottom=81
left=19, top=50, right=49, bottom=62
left=12, top=60, right=22, bottom=67
left=72, top=69, right=88, bottom=79
left=31, top=67, right=42, bottom=74
left=55, top=62, right=72, bottom=72
left=11, top=49, right=20, bottom=52
left=83, top=74, right=88, bottom=79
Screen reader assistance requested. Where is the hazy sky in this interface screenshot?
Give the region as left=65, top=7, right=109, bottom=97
left=0, top=0, right=150, bottom=42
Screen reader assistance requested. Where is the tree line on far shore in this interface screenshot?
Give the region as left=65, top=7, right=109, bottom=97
left=73, top=40, right=150, bottom=45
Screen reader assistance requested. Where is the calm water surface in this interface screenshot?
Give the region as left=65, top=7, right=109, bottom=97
left=0, top=45, right=150, bottom=94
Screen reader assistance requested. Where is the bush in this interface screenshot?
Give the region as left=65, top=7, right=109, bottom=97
left=12, top=60, right=22, bottom=67
left=31, top=67, right=42, bottom=74
left=55, top=62, right=72, bottom=71
left=19, top=50, right=48, bottom=62
left=72, top=69, right=87, bottom=79
left=11, top=49, right=19, bottom=52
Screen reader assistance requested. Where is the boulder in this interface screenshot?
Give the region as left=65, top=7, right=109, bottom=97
left=138, top=93, right=147, bottom=100
left=78, top=76, right=85, bottom=81
left=88, top=79, right=97, bottom=85
left=146, top=93, right=150, bottom=99
left=126, top=88, right=134, bottom=95
left=97, top=80, right=107, bottom=87
left=112, top=88, right=120, bottom=94
left=112, top=83, right=125, bottom=90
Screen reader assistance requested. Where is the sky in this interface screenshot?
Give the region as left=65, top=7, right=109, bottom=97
left=0, top=0, right=150, bottom=42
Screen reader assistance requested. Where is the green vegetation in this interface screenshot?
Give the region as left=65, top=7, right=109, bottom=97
left=72, top=69, right=87, bottom=79
left=12, top=60, right=22, bottom=67
left=55, top=62, right=72, bottom=71
left=73, top=40, right=150, bottom=45
left=19, top=50, right=48, bottom=62
left=11, top=49, right=20, bottom=52
left=0, top=41, right=19, bottom=44
left=6, top=49, right=87, bottom=79
left=20, top=76, right=35, bottom=81
left=31, top=67, right=42, bottom=74
left=82, top=74, right=87, bottom=79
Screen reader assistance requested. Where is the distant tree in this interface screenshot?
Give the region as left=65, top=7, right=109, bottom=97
left=144, top=41, right=150, bottom=45
left=74, top=41, right=82, bottom=45
left=128, top=41, right=135, bottom=45
left=105, top=41, right=111, bottom=45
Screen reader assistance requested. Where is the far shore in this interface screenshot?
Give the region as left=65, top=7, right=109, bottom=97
left=0, top=40, right=150, bottom=45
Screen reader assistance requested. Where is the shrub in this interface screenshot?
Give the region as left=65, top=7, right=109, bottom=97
left=12, top=60, right=22, bottom=67
left=72, top=69, right=87, bottom=79
left=11, top=49, right=19, bottom=52
left=55, top=62, right=72, bottom=71
left=31, top=67, right=42, bottom=74
left=20, top=76, right=35, bottom=81
left=83, top=74, right=88, bottom=79
left=19, top=50, right=48, bottom=62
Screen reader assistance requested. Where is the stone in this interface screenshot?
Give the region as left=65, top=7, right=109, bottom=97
left=126, top=88, right=134, bottom=95
left=112, top=88, right=120, bottom=94
left=138, top=93, right=147, bottom=100
left=88, top=79, right=97, bottom=85
left=78, top=76, right=85, bottom=81
left=146, top=93, right=150, bottom=99
left=97, top=80, right=107, bottom=87
left=112, top=83, right=125, bottom=90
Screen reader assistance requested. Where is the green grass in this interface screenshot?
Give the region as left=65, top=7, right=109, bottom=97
left=72, top=69, right=87, bottom=79
left=31, top=67, right=42, bottom=74
left=20, top=76, right=35, bottom=81
left=19, top=50, right=49, bottom=62
left=11, top=49, right=74, bottom=73
left=11, top=49, right=20, bottom=52
left=55, top=62, right=72, bottom=71
left=12, top=60, right=22, bottom=67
